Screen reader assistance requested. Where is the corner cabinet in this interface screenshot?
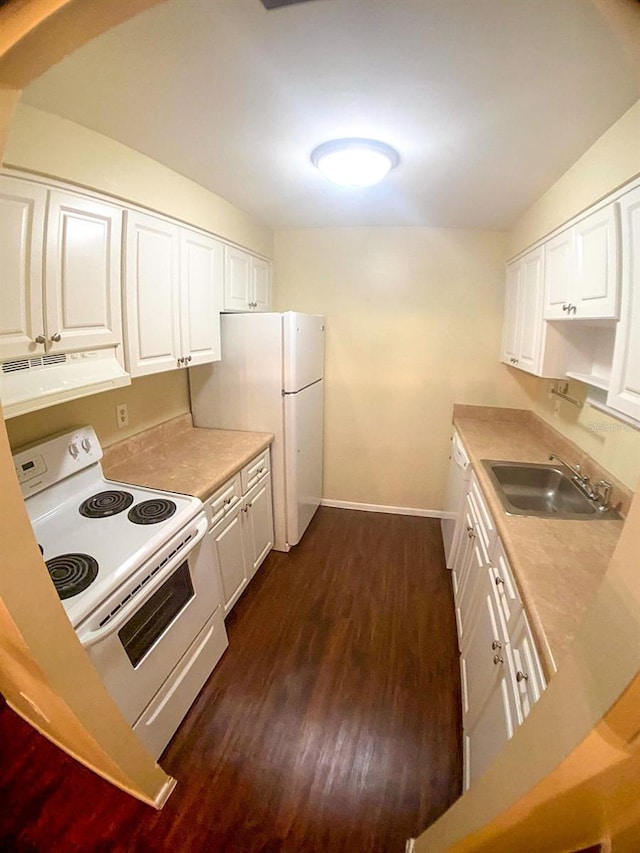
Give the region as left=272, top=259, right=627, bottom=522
left=223, top=245, right=271, bottom=312
left=501, top=247, right=566, bottom=376
left=0, top=176, right=124, bottom=361
left=123, top=210, right=222, bottom=377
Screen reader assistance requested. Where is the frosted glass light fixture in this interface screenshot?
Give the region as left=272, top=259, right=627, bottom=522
left=311, top=138, right=399, bottom=187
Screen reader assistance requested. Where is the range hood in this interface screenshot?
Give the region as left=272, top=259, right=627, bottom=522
left=1, top=348, right=131, bottom=418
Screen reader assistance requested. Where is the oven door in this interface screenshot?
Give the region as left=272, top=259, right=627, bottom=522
left=77, top=513, right=221, bottom=725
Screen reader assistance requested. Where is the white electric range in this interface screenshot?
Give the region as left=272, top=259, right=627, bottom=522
left=13, top=426, right=228, bottom=759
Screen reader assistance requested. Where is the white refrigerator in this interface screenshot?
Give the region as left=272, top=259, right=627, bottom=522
left=189, top=312, right=325, bottom=552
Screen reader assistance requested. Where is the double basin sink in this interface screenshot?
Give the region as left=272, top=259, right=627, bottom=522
left=482, top=460, right=620, bottom=520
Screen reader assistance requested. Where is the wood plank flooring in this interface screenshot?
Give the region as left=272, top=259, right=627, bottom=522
left=0, top=508, right=462, bottom=852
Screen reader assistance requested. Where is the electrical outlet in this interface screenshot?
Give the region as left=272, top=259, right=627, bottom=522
left=116, top=403, right=129, bottom=429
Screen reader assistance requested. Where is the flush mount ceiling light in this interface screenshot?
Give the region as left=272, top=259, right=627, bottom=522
left=311, top=138, right=399, bottom=188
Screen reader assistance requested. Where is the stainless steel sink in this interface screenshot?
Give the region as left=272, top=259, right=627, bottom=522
left=481, top=460, right=620, bottom=520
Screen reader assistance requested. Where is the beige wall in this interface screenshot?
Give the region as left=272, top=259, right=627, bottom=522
left=506, top=99, right=640, bottom=492
left=5, top=370, right=190, bottom=451
left=5, top=104, right=273, bottom=257
left=274, top=227, right=535, bottom=510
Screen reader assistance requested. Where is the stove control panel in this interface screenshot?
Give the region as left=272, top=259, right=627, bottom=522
left=13, top=426, right=103, bottom=498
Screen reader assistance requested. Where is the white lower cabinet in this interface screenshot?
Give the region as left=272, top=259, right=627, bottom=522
left=451, top=466, right=546, bottom=790
left=206, top=450, right=274, bottom=615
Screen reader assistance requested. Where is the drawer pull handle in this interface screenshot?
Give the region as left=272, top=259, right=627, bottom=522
left=491, top=640, right=502, bottom=650
left=224, top=497, right=232, bottom=506
left=516, top=671, right=529, bottom=683
left=257, top=467, right=265, bottom=474
left=493, top=654, right=504, bottom=666
left=495, top=576, right=504, bottom=586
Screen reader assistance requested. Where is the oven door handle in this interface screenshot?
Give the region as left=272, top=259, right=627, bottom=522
left=77, top=513, right=208, bottom=649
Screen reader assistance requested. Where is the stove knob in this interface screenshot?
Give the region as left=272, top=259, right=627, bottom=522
left=68, top=443, right=79, bottom=459
left=81, top=438, right=92, bottom=453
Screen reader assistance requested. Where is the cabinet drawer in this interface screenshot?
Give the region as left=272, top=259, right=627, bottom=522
left=205, top=474, right=242, bottom=527
left=240, top=449, right=270, bottom=494
left=508, top=611, right=546, bottom=721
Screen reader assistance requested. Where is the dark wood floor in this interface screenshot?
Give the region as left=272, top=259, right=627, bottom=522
left=0, top=508, right=462, bottom=852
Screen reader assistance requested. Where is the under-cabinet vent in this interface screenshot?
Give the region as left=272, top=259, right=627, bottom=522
left=2, top=353, right=68, bottom=373
left=97, top=532, right=194, bottom=628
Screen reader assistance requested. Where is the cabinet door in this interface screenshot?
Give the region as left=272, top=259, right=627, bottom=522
left=501, top=262, right=520, bottom=366
left=243, top=475, right=274, bottom=579
left=463, top=666, right=516, bottom=791
left=252, top=257, right=271, bottom=312
left=608, top=187, right=640, bottom=421
left=544, top=228, right=575, bottom=320
left=460, top=569, right=510, bottom=725
left=124, top=210, right=181, bottom=377
left=180, top=228, right=222, bottom=366
left=210, top=508, right=249, bottom=615
left=574, top=203, right=620, bottom=319
left=516, top=247, right=544, bottom=373
left=45, top=190, right=123, bottom=354
left=0, top=177, right=47, bottom=360
left=223, top=245, right=251, bottom=311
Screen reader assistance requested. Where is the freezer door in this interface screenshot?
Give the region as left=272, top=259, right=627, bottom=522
left=283, top=312, right=325, bottom=393
left=284, top=379, right=323, bottom=547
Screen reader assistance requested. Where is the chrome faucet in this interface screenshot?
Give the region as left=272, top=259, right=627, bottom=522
left=548, top=454, right=613, bottom=510
left=548, top=454, right=591, bottom=488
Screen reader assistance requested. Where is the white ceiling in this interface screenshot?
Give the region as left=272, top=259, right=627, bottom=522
left=22, top=0, right=638, bottom=230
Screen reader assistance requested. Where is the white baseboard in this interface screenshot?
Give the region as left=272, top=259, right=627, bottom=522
left=320, top=499, right=443, bottom=518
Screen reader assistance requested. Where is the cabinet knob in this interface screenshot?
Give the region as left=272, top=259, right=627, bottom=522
left=491, top=640, right=502, bottom=650
left=516, top=671, right=529, bottom=683
left=493, top=654, right=504, bottom=665
left=494, top=576, right=505, bottom=586
left=562, top=303, right=569, bottom=312
left=257, top=467, right=265, bottom=475
left=185, top=355, right=192, bottom=363
left=467, top=526, right=475, bottom=539
left=50, top=332, right=62, bottom=342
left=34, top=334, right=46, bottom=344
left=177, top=357, right=185, bottom=366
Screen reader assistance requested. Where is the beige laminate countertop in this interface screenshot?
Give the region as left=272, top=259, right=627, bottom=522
left=102, top=414, right=273, bottom=502
left=452, top=406, right=629, bottom=678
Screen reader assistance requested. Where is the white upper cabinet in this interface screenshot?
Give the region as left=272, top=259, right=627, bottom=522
left=607, top=186, right=640, bottom=421
left=124, top=210, right=181, bottom=377
left=0, top=177, right=123, bottom=361
left=574, top=204, right=620, bottom=319
left=502, top=247, right=565, bottom=377
left=0, top=177, right=47, bottom=360
left=516, top=249, right=545, bottom=373
left=543, top=228, right=574, bottom=320
left=45, top=190, right=123, bottom=354
left=123, top=211, right=223, bottom=377
left=252, top=256, right=271, bottom=312
left=223, top=245, right=271, bottom=312
left=180, top=228, right=222, bottom=367
left=543, top=203, right=620, bottom=321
